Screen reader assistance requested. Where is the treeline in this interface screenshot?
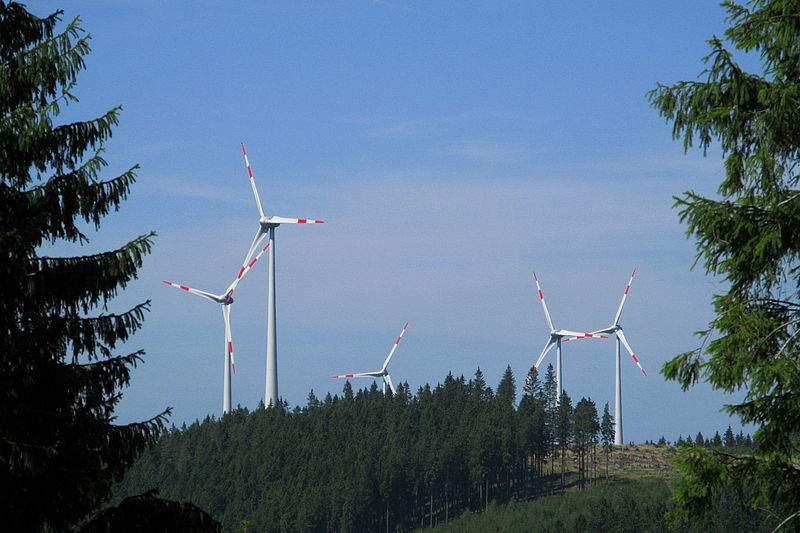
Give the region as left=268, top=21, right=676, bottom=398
left=427, top=477, right=776, bottom=533
left=644, top=427, right=754, bottom=448
left=115, top=365, right=618, bottom=532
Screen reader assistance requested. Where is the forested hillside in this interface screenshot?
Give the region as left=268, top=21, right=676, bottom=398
left=115, top=366, right=755, bottom=532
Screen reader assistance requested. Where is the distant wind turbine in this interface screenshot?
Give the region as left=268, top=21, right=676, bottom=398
left=239, top=143, right=324, bottom=408
left=163, top=242, right=270, bottom=414
left=564, top=269, right=647, bottom=445
left=331, top=322, right=409, bottom=394
left=522, top=272, right=601, bottom=397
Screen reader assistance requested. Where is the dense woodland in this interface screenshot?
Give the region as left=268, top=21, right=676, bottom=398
left=116, top=366, right=757, bottom=532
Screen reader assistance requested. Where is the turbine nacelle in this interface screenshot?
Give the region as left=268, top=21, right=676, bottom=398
left=561, top=270, right=647, bottom=377
left=259, top=217, right=281, bottom=229
left=523, top=272, right=596, bottom=393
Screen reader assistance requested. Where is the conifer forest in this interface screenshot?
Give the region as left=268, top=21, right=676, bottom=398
left=115, top=366, right=771, bottom=532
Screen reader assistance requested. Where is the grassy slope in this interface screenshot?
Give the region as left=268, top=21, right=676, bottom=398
left=421, top=445, right=775, bottom=533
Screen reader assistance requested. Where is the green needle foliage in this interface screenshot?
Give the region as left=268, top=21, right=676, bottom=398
left=0, top=3, right=219, bottom=531
left=648, top=0, right=800, bottom=527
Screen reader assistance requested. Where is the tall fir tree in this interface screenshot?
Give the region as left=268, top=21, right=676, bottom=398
left=724, top=425, right=736, bottom=447
left=648, top=0, right=800, bottom=526
left=553, top=391, right=573, bottom=491
left=572, top=398, right=599, bottom=489
left=0, top=3, right=218, bottom=530
left=600, top=402, right=614, bottom=480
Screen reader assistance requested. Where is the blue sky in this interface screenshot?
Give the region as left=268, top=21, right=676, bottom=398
left=37, top=1, right=748, bottom=442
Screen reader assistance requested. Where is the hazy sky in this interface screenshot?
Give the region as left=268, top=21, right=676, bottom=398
left=36, top=1, right=748, bottom=442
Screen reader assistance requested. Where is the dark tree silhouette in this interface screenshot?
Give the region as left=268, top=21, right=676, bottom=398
left=0, top=3, right=218, bottom=530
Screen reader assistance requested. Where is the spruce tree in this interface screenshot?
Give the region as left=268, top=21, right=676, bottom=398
left=572, top=398, right=599, bottom=488
left=724, top=425, right=736, bottom=447
left=649, top=0, right=800, bottom=525
left=600, top=402, right=614, bottom=480
left=553, top=391, right=573, bottom=490
left=0, top=3, right=218, bottom=530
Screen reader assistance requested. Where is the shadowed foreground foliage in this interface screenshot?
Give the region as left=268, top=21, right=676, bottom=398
left=0, top=3, right=218, bottom=530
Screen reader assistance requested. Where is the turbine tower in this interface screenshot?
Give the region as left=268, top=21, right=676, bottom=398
left=523, top=272, right=600, bottom=397
left=239, top=144, right=324, bottom=408
left=331, top=322, right=409, bottom=394
left=162, top=242, right=270, bottom=414
left=565, top=269, right=647, bottom=445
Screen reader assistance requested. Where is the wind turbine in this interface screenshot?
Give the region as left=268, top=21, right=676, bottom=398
left=239, top=143, right=324, bottom=408
left=162, top=242, right=270, bottom=414
left=564, top=269, right=647, bottom=445
left=522, top=272, right=602, bottom=397
left=331, top=322, right=409, bottom=395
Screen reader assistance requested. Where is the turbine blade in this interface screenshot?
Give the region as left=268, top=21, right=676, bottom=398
left=613, top=268, right=636, bottom=325
left=238, top=227, right=269, bottom=277
left=241, top=143, right=266, bottom=218
left=223, top=305, right=236, bottom=374
left=381, top=322, right=409, bottom=372
left=534, top=338, right=557, bottom=371
left=562, top=332, right=610, bottom=342
left=162, top=280, right=220, bottom=302
left=229, top=242, right=271, bottom=294
left=268, top=216, right=324, bottom=224
left=384, top=374, right=396, bottom=395
left=331, top=372, right=371, bottom=379
left=616, top=328, right=647, bottom=376
left=522, top=338, right=557, bottom=391
left=533, top=272, right=555, bottom=331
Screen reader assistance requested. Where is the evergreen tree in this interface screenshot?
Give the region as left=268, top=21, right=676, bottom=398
left=521, top=364, right=541, bottom=397
left=572, top=398, right=599, bottom=488
left=496, top=365, right=516, bottom=407
left=649, top=0, right=800, bottom=526
left=542, top=364, right=558, bottom=412
left=695, top=432, right=705, bottom=447
left=649, top=0, right=800, bottom=518
left=553, top=391, right=573, bottom=490
left=600, top=402, right=614, bottom=479
left=542, top=364, right=558, bottom=476
left=0, top=3, right=219, bottom=531
left=724, top=426, right=736, bottom=447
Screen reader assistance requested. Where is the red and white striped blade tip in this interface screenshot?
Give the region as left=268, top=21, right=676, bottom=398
left=163, top=281, right=190, bottom=291
left=563, top=334, right=608, bottom=342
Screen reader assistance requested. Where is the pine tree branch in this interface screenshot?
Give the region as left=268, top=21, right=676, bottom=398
left=30, top=232, right=155, bottom=314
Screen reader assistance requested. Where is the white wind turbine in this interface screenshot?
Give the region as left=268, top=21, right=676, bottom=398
left=522, top=272, right=601, bottom=398
left=331, top=322, right=409, bottom=395
left=162, top=242, right=270, bottom=414
left=239, top=143, right=324, bottom=408
left=564, top=269, right=647, bottom=445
